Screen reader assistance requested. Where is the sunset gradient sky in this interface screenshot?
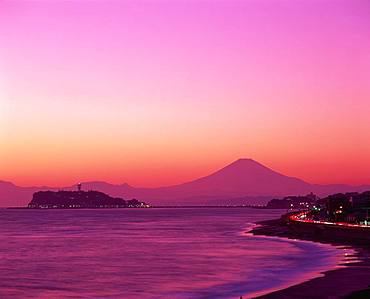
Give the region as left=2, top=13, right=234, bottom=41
left=1, top=0, right=370, bottom=187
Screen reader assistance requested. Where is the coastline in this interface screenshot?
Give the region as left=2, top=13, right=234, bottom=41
left=249, top=217, right=370, bottom=299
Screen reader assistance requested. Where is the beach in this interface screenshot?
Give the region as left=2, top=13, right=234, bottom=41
left=250, top=217, right=370, bottom=298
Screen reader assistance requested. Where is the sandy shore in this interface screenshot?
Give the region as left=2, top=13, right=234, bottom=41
left=249, top=218, right=370, bottom=299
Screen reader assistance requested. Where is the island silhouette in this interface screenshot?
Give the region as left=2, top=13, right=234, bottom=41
left=28, top=189, right=149, bottom=209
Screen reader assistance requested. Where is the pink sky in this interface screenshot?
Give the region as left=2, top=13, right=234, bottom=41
left=1, top=0, right=370, bottom=187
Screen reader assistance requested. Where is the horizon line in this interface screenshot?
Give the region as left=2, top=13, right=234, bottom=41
left=1, top=158, right=369, bottom=189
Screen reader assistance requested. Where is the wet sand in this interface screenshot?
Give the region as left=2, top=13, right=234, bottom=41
left=250, top=218, right=370, bottom=299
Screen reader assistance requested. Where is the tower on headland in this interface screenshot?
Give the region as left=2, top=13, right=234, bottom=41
left=77, top=183, right=82, bottom=192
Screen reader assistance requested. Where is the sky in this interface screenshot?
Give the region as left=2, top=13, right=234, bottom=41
left=1, top=0, right=370, bottom=187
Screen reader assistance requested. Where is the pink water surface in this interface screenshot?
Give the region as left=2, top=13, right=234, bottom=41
left=0, top=208, right=345, bottom=298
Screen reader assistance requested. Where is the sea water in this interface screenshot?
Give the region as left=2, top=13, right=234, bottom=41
left=0, top=208, right=346, bottom=298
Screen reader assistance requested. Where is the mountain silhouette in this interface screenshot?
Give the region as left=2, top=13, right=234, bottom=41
left=1, top=159, right=369, bottom=207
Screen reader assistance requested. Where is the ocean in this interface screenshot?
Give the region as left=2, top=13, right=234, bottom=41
left=0, top=208, right=346, bottom=298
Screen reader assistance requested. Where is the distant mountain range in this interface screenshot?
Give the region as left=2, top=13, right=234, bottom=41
left=1, top=158, right=369, bottom=207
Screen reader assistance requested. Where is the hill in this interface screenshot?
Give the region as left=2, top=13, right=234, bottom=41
left=1, top=159, right=369, bottom=207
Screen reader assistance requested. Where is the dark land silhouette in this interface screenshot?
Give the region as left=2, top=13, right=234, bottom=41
left=1, top=159, right=370, bottom=207
left=28, top=190, right=148, bottom=209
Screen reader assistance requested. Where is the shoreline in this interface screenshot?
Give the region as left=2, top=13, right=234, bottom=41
left=249, top=217, right=370, bottom=299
